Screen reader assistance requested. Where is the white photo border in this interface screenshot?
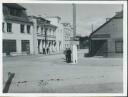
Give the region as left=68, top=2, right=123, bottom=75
left=0, top=0, right=127, bottom=96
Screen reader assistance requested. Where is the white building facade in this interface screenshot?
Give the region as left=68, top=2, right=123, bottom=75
left=3, top=3, right=34, bottom=56
left=46, top=16, right=64, bottom=52
left=2, top=3, right=73, bottom=56
left=62, top=23, right=73, bottom=49
left=29, top=16, right=57, bottom=54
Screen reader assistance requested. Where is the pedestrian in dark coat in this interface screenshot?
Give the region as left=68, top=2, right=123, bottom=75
left=46, top=47, right=49, bottom=54
left=43, top=48, right=46, bottom=54
left=68, top=48, right=72, bottom=63
left=67, top=48, right=72, bottom=63
left=64, top=48, right=68, bottom=62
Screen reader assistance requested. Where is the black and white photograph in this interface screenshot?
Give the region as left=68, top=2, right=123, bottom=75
left=2, top=1, right=127, bottom=94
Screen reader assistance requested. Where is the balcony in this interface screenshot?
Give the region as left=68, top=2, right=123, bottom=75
left=47, top=35, right=56, bottom=38
left=37, top=33, right=56, bottom=38
left=37, top=33, right=45, bottom=37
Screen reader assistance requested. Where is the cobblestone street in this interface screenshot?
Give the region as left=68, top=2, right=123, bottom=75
left=3, top=50, right=123, bottom=93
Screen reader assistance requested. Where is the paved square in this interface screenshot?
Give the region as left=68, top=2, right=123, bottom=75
left=3, top=50, right=123, bottom=93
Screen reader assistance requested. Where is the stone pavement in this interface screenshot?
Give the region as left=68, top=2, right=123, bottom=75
left=3, top=49, right=123, bottom=93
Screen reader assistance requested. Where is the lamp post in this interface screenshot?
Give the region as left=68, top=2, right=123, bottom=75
left=72, top=3, right=78, bottom=64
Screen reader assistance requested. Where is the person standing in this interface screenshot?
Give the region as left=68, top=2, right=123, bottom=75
left=46, top=46, right=49, bottom=54
left=68, top=48, right=72, bottom=63
left=64, top=48, right=68, bottom=62
left=43, top=47, right=46, bottom=54
left=67, top=48, right=72, bottom=63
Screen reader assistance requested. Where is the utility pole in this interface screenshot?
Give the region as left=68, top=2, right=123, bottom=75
left=121, top=4, right=123, bottom=11
left=72, top=3, right=77, bottom=64
left=73, top=4, right=76, bottom=39
left=44, top=27, right=48, bottom=47
left=91, top=24, right=93, bottom=33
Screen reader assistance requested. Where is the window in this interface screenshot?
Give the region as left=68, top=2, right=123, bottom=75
left=44, top=28, right=48, bottom=35
left=21, top=24, right=25, bottom=33
left=41, top=27, right=44, bottom=34
left=27, top=25, right=30, bottom=34
left=10, top=8, right=21, bottom=17
left=49, top=29, right=51, bottom=35
left=37, top=26, right=39, bottom=32
left=3, top=40, right=16, bottom=53
left=2, top=22, right=4, bottom=32
left=7, top=23, right=12, bottom=32
left=21, top=40, right=30, bottom=52
left=115, top=40, right=123, bottom=53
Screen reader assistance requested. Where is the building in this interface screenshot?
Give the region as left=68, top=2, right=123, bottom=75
left=2, top=3, right=33, bottom=56
left=76, top=36, right=89, bottom=49
left=46, top=16, right=64, bottom=52
left=29, top=16, right=57, bottom=54
left=2, top=3, right=73, bottom=56
left=88, top=11, right=123, bottom=57
left=62, top=23, right=73, bottom=49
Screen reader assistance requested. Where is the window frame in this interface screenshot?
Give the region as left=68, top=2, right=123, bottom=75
left=2, top=22, right=5, bottom=32
left=21, top=40, right=30, bottom=52
left=27, top=25, right=31, bottom=34
left=3, top=39, right=16, bottom=53
left=115, top=40, right=123, bottom=53
left=20, top=24, right=25, bottom=33
left=7, top=23, right=12, bottom=33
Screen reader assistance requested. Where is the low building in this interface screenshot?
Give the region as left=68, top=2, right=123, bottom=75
left=76, top=36, right=89, bottom=49
left=88, top=11, right=123, bottom=57
left=2, top=3, right=33, bottom=56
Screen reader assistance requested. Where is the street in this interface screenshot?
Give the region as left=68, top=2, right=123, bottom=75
left=3, top=49, right=123, bottom=93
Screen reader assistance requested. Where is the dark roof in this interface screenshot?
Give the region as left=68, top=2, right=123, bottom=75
left=46, top=16, right=61, bottom=20
left=89, top=11, right=123, bottom=38
left=114, top=11, right=123, bottom=18
left=28, top=16, right=57, bottom=28
left=29, top=16, right=50, bottom=23
left=44, top=24, right=57, bottom=28
left=4, top=15, right=32, bottom=24
left=3, top=3, right=26, bottom=10
left=3, top=3, right=32, bottom=23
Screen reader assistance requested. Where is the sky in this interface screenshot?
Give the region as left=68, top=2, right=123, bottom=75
left=21, top=3, right=122, bottom=36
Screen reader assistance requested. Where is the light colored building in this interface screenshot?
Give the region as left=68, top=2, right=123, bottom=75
left=2, top=3, right=34, bottom=56
left=46, top=16, right=64, bottom=52
left=2, top=3, right=73, bottom=56
left=29, top=16, right=57, bottom=54
left=62, top=23, right=73, bottom=49
left=45, top=17, right=73, bottom=52
left=88, top=11, right=123, bottom=57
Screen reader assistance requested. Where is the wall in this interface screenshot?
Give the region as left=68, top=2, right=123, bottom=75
left=47, top=17, right=64, bottom=52
left=91, top=18, right=123, bottom=55
left=3, top=21, right=34, bottom=55
left=107, top=18, right=123, bottom=53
